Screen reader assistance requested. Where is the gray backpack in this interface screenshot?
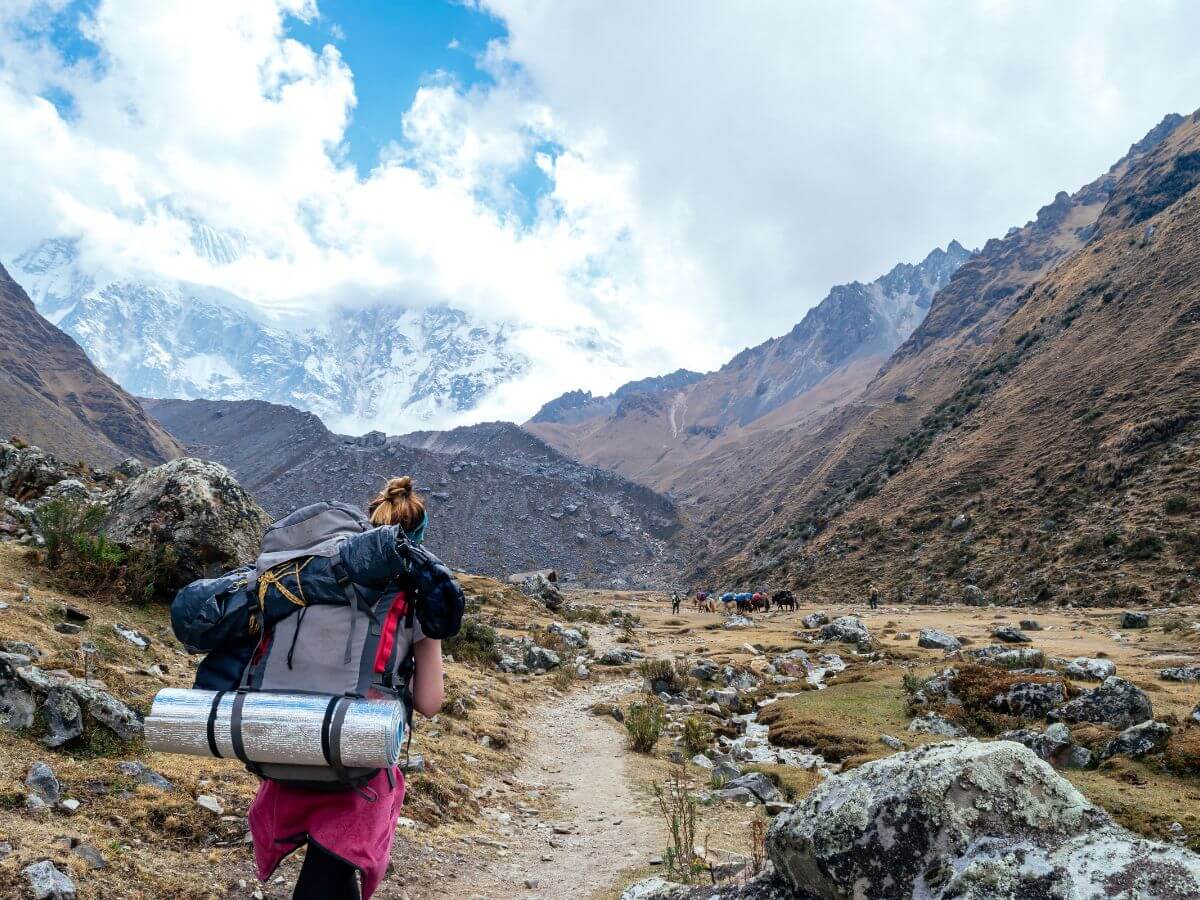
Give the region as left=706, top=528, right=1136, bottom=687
left=228, top=502, right=418, bottom=790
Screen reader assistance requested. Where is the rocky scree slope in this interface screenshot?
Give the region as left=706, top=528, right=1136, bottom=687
left=733, top=110, right=1200, bottom=606
left=143, top=397, right=685, bottom=586
left=702, top=112, right=1191, bottom=585
left=526, top=242, right=971, bottom=495
left=0, top=261, right=181, bottom=467
left=13, top=229, right=528, bottom=431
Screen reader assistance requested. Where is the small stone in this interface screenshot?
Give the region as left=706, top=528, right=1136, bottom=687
left=1019, top=620, right=1042, bottom=631
left=54, top=623, right=82, bottom=636
left=1120, top=611, right=1149, bottom=629
left=113, top=623, right=151, bottom=650
left=25, top=761, right=60, bottom=804
left=524, top=879, right=539, bottom=889
left=59, top=798, right=80, bottom=813
left=70, top=844, right=106, bottom=870
left=22, top=860, right=76, bottom=899
left=195, top=794, right=224, bottom=815
left=117, top=761, right=173, bottom=791
left=60, top=606, right=90, bottom=623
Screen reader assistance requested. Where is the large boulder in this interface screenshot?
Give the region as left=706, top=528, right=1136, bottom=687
left=1120, top=611, right=1149, bottom=629
left=0, top=443, right=73, bottom=500
left=820, top=616, right=871, bottom=646
left=988, top=680, right=1067, bottom=720
left=104, top=458, right=270, bottom=593
left=1159, top=666, right=1200, bottom=682
left=918, top=628, right=961, bottom=652
left=1048, top=676, right=1153, bottom=730
left=1099, top=720, right=1172, bottom=761
left=515, top=571, right=564, bottom=611
left=766, top=739, right=1200, bottom=899
left=801, top=612, right=829, bottom=629
left=1065, top=657, right=1116, bottom=681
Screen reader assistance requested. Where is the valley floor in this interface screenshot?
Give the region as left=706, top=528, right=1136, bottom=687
left=2, top=543, right=1199, bottom=899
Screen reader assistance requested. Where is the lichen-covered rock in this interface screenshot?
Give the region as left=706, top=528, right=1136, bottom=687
left=908, top=712, right=965, bottom=737
left=820, top=616, right=870, bottom=646
left=766, top=739, right=1200, bottom=899
left=988, top=680, right=1067, bottom=719
left=999, top=723, right=1093, bottom=770
left=1099, top=720, right=1172, bottom=761
left=992, top=626, right=1031, bottom=644
left=0, top=443, right=73, bottom=500
left=725, top=772, right=784, bottom=804
left=39, top=686, right=83, bottom=748
left=1048, top=676, right=1152, bottom=729
left=1065, top=657, right=1116, bottom=681
left=548, top=622, right=587, bottom=649
left=104, top=458, right=270, bottom=594
left=801, top=612, right=829, bottom=629
left=524, top=645, right=561, bottom=671
left=516, top=572, right=564, bottom=611
left=1159, top=666, right=1200, bottom=682
left=962, top=584, right=987, bottom=606
left=917, top=628, right=961, bottom=651
left=1121, top=611, right=1149, bottom=629
left=21, top=859, right=76, bottom=900
left=966, top=645, right=1044, bottom=669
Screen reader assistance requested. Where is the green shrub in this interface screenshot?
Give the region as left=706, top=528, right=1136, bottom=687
left=682, top=716, right=713, bottom=757
left=640, top=658, right=688, bottom=694
left=653, top=767, right=703, bottom=884
left=443, top=618, right=501, bottom=667
left=62, top=532, right=125, bottom=590
left=34, top=499, right=105, bottom=570
left=1165, top=495, right=1190, bottom=515
left=121, top=543, right=180, bottom=604
left=625, top=696, right=666, bottom=753
left=1125, top=531, right=1165, bottom=560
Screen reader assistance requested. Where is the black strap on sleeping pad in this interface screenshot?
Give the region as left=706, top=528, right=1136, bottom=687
left=327, top=696, right=354, bottom=785
left=206, top=690, right=226, bottom=759
left=319, top=694, right=340, bottom=767
left=230, top=690, right=264, bottom=778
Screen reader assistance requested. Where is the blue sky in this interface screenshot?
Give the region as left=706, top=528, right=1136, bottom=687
left=289, top=1, right=505, bottom=174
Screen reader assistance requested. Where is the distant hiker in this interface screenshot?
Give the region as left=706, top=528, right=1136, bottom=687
left=248, top=477, right=446, bottom=900
left=671, top=591, right=682, bottom=614
left=869, top=585, right=880, bottom=610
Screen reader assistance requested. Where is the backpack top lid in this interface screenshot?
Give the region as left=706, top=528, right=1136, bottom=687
left=257, top=501, right=371, bottom=575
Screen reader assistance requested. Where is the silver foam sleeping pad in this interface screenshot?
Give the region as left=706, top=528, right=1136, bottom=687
left=146, top=688, right=404, bottom=767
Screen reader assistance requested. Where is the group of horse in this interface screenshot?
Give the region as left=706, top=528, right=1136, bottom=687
left=686, top=589, right=797, bottom=615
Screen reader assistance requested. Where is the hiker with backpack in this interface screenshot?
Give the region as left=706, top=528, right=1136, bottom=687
left=166, top=476, right=462, bottom=900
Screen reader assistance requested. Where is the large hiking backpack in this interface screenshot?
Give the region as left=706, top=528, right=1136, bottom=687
left=193, top=501, right=464, bottom=789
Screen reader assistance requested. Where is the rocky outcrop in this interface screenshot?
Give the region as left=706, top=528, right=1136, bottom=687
left=1048, top=676, right=1153, bottom=730
left=766, top=739, right=1200, bottom=899
left=917, top=628, right=960, bottom=651
left=104, top=458, right=270, bottom=592
left=819, top=616, right=870, bottom=646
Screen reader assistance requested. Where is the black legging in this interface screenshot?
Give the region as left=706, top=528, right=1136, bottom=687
left=293, top=841, right=361, bottom=900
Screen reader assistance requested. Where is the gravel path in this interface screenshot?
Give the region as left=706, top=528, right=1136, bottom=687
left=436, top=678, right=664, bottom=900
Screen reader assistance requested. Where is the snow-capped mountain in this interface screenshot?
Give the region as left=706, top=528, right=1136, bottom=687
left=12, top=235, right=528, bottom=432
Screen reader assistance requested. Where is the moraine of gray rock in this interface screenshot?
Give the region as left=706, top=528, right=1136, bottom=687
left=908, top=712, right=966, bottom=737
left=22, top=860, right=76, bottom=900
left=989, top=680, right=1067, bottom=720
left=1099, top=720, right=1172, bottom=761
left=516, top=572, right=564, bottom=612
left=1048, top=676, right=1152, bottom=730
left=524, top=645, right=561, bottom=671
left=0, top=443, right=73, bottom=501
left=39, top=686, right=83, bottom=747
left=1065, top=657, right=1116, bottom=681
left=766, top=738, right=1200, bottom=900
left=801, top=612, right=829, bottom=629
left=820, top=616, right=870, bottom=646
left=104, top=458, right=271, bottom=596
left=1159, top=666, right=1200, bottom=682
left=992, top=626, right=1031, bottom=644
left=917, top=628, right=961, bottom=651
left=1121, top=611, right=1149, bottom=629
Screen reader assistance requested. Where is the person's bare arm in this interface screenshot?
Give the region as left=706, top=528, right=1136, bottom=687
left=411, top=638, right=444, bottom=718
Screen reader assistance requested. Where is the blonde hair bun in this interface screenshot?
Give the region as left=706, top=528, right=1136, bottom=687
left=386, top=476, right=414, bottom=499
left=368, top=475, right=425, bottom=530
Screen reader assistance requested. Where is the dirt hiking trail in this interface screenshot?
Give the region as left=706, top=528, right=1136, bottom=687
left=432, top=678, right=663, bottom=900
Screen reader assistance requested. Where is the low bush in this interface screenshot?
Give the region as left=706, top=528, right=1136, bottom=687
left=1166, top=495, right=1190, bottom=515
left=639, top=658, right=689, bottom=693
left=443, top=618, right=501, bottom=667
left=682, top=716, right=713, bottom=756
left=625, top=696, right=666, bottom=753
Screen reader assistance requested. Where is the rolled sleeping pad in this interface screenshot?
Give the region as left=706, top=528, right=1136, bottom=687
left=145, top=688, right=404, bottom=768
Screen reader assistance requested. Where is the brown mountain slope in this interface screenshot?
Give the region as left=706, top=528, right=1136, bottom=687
left=734, top=110, right=1200, bottom=606
left=690, top=113, right=1188, bottom=570
left=0, top=262, right=180, bottom=465
left=526, top=243, right=970, bottom=493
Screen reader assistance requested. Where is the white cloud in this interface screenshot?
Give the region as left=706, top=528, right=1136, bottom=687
left=1, top=0, right=1200, bottom=430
